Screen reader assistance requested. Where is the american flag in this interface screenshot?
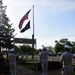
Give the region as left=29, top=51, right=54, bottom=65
left=18, top=9, right=31, bottom=29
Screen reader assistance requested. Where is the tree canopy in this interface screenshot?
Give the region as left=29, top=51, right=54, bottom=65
left=0, top=1, right=15, bottom=52
left=54, top=38, right=75, bottom=53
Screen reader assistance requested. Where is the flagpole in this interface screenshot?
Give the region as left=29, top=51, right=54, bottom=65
left=33, top=5, right=34, bottom=36
left=32, top=5, right=34, bottom=50
left=32, top=5, right=37, bottom=72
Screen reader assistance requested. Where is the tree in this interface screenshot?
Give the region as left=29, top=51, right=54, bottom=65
left=54, top=38, right=72, bottom=53
left=0, top=0, right=15, bottom=52
left=19, top=45, right=32, bottom=54
left=14, top=45, right=20, bottom=53
left=46, top=46, right=54, bottom=52
left=59, top=38, right=68, bottom=45
left=37, top=48, right=42, bottom=54
left=54, top=42, right=64, bottom=53
left=71, top=42, right=75, bottom=53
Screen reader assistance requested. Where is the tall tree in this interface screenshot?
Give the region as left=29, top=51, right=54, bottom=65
left=0, top=0, right=15, bottom=52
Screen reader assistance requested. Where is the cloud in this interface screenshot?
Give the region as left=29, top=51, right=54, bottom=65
left=37, top=0, right=75, bottom=14
left=3, top=0, right=75, bottom=15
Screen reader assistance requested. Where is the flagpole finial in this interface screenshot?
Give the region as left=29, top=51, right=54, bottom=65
left=0, top=0, right=2, bottom=3
left=33, top=5, right=34, bottom=7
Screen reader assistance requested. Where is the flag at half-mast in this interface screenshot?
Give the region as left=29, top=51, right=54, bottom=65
left=18, top=9, right=31, bottom=29
left=20, top=20, right=30, bottom=33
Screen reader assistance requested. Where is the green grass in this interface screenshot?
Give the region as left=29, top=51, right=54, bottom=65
left=23, top=64, right=35, bottom=70
left=18, top=61, right=36, bottom=71
left=72, top=72, right=75, bottom=75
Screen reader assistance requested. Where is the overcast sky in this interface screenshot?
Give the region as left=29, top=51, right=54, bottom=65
left=3, top=0, right=75, bottom=49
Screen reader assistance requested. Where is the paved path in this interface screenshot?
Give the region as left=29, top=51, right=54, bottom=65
left=16, top=65, right=61, bottom=75
left=16, top=65, right=36, bottom=75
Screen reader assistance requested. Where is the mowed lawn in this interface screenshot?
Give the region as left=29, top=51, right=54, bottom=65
left=3, top=54, right=75, bottom=75
left=3, top=54, right=75, bottom=63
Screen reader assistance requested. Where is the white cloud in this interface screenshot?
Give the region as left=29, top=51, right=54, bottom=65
left=37, top=0, right=75, bottom=14
left=3, top=0, right=75, bottom=15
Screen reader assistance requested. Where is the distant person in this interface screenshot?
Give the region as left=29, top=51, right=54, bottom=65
left=0, top=53, right=6, bottom=75
left=21, top=52, right=24, bottom=61
left=8, top=48, right=18, bottom=75
left=39, top=45, right=50, bottom=75
left=60, top=45, right=75, bottom=75
left=25, top=52, right=28, bottom=62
